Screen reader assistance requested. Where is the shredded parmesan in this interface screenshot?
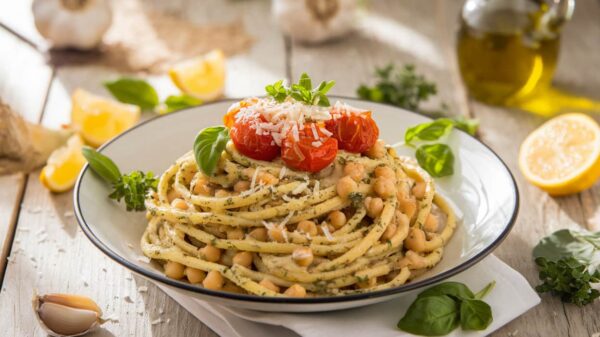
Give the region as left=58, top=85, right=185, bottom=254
left=279, top=166, right=287, bottom=179
left=313, top=181, right=320, bottom=195
left=321, top=223, right=334, bottom=241
left=250, top=167, right=260, bottom=190
left=291, top=182, right=309, bottom=195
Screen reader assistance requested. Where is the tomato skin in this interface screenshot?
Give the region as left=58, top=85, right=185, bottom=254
left=326, top=112, right=379, bottom=153
left=230, top=115, right=280, bottom=161
left=281, top=125, right=338, bottom=172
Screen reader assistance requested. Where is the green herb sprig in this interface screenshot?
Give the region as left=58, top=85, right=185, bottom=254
left=82, top=147, right=158, bottom=211
left=533, top=229, right=600, bottom=306
left=193, top=126, right=230, bottom=176
left=398, top=281, right=495, bottom=336
left=104, top=77, right=203, bottom=113
left=265, top=73, right=335, bottom=107
left=357, top=64, right=479, bottom=136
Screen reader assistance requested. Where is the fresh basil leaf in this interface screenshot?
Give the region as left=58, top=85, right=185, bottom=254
left=416, top=143, right=454, bottom=177
left=405, top=119, right=454, bottom=145
left=533, top=229, right=600, bottom=272
left=193, top=126, right=230, bottom=176
left=164, top=94, right=203, bottom=113
left=299, top=73, right=312, bottom=90
left=460, top=299, right=493, bottom=330
left=317, top=94, right=330, bottom=107
left=397, top=295, right=460, bottom=336
left=418, top=282, right=475, bottom=300
left=104, top=78, right=159, bottom=110
left=452, top=116, right=479, bottom=136
left=317, top=80, right=336, bottom=94
left=81, top=146, right=122, bottom=184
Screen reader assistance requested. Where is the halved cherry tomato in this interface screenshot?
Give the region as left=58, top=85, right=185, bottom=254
left=230, top=114, right=280, bottom=161
left=281, top=124, right=338, bottom=172
left=224, top=98, right=257, bottom=127
left=326, top=112, right=379, bottom=153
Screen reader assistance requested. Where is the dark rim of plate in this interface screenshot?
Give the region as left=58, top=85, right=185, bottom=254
left=74, top=96, right=520, bottom=305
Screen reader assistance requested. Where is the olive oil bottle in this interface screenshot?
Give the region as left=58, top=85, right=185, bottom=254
left=457, top=0, right=574, bottom=106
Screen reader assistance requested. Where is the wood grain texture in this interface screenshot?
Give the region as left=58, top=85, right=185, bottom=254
left=0, top=27, right=52, bottom=282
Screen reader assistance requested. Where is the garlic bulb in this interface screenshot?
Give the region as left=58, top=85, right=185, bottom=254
left=33, top=293, right=106, bottom=337
left=272, top=0, right=359, bottom=44
left=32, top=0, right=112, bottom=49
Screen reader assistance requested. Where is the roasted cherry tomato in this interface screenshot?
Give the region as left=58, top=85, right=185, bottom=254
left=281, top=124, right=338, bottom=172
left=326, top=112, right=379, bottom=153
left=223, top=98, right=257, bottom=127
left=230, top=114, right=280, bottom=161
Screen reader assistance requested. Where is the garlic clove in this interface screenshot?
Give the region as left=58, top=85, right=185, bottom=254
left=42, top=294, right=103, bottom=316
left=33, top=293, right=106, bottom=337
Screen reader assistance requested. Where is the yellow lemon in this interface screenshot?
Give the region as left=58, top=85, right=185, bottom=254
left=71, top=89, right=141, bottom=147
left=169, top=49, right=226, bottom=101
left=518, top=113, right=600, bottom=196
left=40, top=134, right=87, bottom=193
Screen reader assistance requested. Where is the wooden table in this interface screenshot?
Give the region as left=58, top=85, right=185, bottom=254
left=1, top=0, right=599, bottom=336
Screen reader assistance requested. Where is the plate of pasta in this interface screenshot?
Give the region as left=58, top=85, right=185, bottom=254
left=75, top=78, right=518, bottom=312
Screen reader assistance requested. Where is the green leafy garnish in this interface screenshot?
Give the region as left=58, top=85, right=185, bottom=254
left=104, top=78, right=159, bottom=110
left=533, top=229, right=600, bottom=306
left=398, top=281, right=494, bottom=336
left=193, top=126, right=230, bottom=176
left=415, top=144, right=454, bottom=178
left=82, top=146, right=157, bottom=211
left=265, top=73, right=335, bottom=107
left=405, top=118, right=454, bottom=146
left=163, top=94, right=203, bottom=113
left=452, top=115, right=480, bottom=136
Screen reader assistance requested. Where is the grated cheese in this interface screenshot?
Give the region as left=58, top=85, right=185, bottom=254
left=291, top=182, right=309, bottom=195
left=321, top=223, right=334, bottom=241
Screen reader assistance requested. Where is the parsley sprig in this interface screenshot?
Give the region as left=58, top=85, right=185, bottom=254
left=82, top=147, right=158, bottom=211
left=265, top=73, right=335, bottom=107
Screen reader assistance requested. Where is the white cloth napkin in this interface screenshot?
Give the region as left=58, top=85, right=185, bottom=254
left=158, top=255, right=540, bottom=337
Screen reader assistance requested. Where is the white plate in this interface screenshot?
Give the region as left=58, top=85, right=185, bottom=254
left=74, top=97, right=518, bottom=312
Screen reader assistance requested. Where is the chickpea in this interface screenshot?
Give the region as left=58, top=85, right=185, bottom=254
left=249, top=227, right=268, bottom=242
left=202, top=270, right=224, bottom=290
left=405, top=227, right=426, bottom=252
left=412, top=181, right=427, bottom=199
left=193, top=178, right=213, bottom=196
left=366, top=140, right=385, bottom=159
left=167, top=189, right=181, bottom=203
left=396, top=210, right=410, bottom=228
left=292, top=247, right=314, bottom=267
left=200, top=245, right=222, bottom=262
left=234, top=180, right=251, bottom=192
left=233, top=251, right=253, bottom=268
left=242, top=167, right=256, bottom=179
left=357, top=277, right=377, bottom=289
left=259, top=172, right=279, bottom=185
left=364, top=196, right=384, bottom=218
left=259, top=279, right=281, bottom=293
left=185, top=267, right=206, bottom=284
left=374, top=166, right=396, bottom=182
left=170, top=198, right=188, bottom=210
left=424, top=213, right=439, bottom=233
left=214, top=189, right=231, bottom=198
left=400, top=196, right=417, bottom=221
left=227, top=228, right=245, bottom=240
left=381, top=222, right=397, bottom=241
left=164, top=261, right=185, bottom=279
left=268, top=227, right=287, bottom=243
left=373, top=177, right=396, bottom=199
left=296, top=220, right=318, bottom=236
left=284, top=284, right=307, bottom=297
left=328, top=211, right=347, bottom=229
left=336, top=175, right=358, bottom=199
left=344, top=162, right=365, bottom=182
left=222, top=281, right=244, bottom=293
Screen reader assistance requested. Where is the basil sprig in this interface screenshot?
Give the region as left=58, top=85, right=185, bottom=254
left=193, top=126, right=230, bottom=176
left=82, top=146, right=158, bottom=211
left=104, top=78, right=159, bottom=111
left=398, top=281, right=495, bottom=336
left=405, top=118, right=454, bottom=145
left=265, top=73, right=335, bottom=107
left=164, top=94, right=203, bottom=113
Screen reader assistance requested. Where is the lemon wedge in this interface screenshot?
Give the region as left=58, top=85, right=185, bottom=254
left=169, top=50, right=226, bottom=101
left=519, top=113, right=600, bottom=196
left=40, top=134, right=87, bottom=193
left=71, top=89, right=141, bottom=148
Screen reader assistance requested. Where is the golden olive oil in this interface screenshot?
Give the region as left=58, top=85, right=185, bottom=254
left=457, top=8, right=560, bottom=105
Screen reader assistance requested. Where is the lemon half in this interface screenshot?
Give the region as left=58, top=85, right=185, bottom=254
left=40, top=134, right=87, bottom=193
left=71, top=89, right=141, bottom=148
left=518, top=113, right=600, bottom=196
left=169, top=50, right=226, bottom=101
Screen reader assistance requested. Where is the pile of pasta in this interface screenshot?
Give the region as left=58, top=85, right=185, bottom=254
left=141, top=140, right=456, bottom=297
